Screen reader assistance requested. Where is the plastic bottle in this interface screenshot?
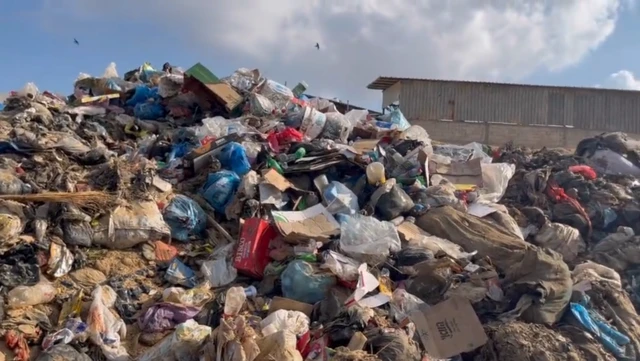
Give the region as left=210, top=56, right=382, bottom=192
left=244, top=286, right=258, bottom=297
left=378, top=269, right=393, bottom=296
left=223, top=287, right=246, bottom=317
left=366, top=162, right=386, bottom=185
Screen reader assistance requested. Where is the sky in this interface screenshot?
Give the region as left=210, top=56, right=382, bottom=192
left=2, top=0, right=640, bottom=110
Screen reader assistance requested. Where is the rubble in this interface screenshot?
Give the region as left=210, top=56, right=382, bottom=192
left=1, top=60, right=640, bottom=361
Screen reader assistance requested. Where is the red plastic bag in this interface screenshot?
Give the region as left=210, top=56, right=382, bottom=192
left=568, top=165, right=596, bottom=180
left=267, top=127, right=304, bottom=152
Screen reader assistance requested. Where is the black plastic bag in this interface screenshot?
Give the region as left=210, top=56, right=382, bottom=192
left=375, top=185, right=414, bottom=220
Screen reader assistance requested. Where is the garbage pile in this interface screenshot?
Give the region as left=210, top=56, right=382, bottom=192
left=1, top=61, right=640, bottom=361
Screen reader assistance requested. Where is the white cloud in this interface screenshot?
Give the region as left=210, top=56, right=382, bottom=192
left=601, top=70, right=640, bottom=90
left=41, top=0, right=630, bottom=108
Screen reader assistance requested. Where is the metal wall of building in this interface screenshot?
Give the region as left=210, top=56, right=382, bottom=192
left=398, top=79, right=640, bottom=133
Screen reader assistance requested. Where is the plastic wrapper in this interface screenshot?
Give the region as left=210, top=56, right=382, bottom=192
left=222, top=68, right=262, bottom=93
left=201, top=243, right=237, bottom=287
left=323, top=181, right=360, bottom=216
left=87, top=285, right=128, bottom=360
left=261, top=310, right=310, bottom=337
left=7, top=279, right=57, bottom=308
left=321, top=250, right=360, bottom=281
left=281, top=260, right=337, bottom=304
left=200, top=170, right=241, bottom=213
left=219, top=142, right=251, bottom=176
left=165, top=259, right=197, bottom=288
left=47, top=242, right=74, bottom=278
left=339, top=215, right=401, bottom=265
left=163, top=195, right=207, bottom=242
left=320, top=112, right=351, bottom=143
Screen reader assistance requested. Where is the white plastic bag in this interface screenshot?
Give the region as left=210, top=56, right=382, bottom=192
left=477, top=163, right=515, bottom=203
left=138, top=320, right=211, bottom=361
left=260, top=310, right=310, bottom=337
left=321, top=250, right=360, bottom=281
left=339, top=215, right=401, bottom=264
left=18, top=82, right=39, bottom=98
left=201, top=258, right=237, bottom=288
left=7, top=279, right=57, bottom=308
left=573, top=261, right=622, bottom=288
left=102, top=62, right=119, bottom=78
left=87, top=286, right=128, bottom=360
left=344, top=109, right=369, bottom=128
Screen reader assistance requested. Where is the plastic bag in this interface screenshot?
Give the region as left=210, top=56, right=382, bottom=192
left=344, top=109, right=369, bottom=128
left=35, top=345, right=91, bottom=361
left=375, top=184, right=414, bottom=221
left=201, top=258, right=237, bottom=288
left=323, top=181, right=360, bottom=216
left=7, top=279, right=57, bottom=308
left=200, top=170, right=241, bottom=213
left=477, top=163, right=516, bottom=203
left=534, top=222, right=586, bottom=262
left=320, top=112, right=351, bottom=143
left=0, top=170, right=30, bottom=195
left=339, top=215, right=401, bottom=264
left=261, top=310, right=310, bottom=337
left=163, top=195, right=207, bottom=242
left=134, top=102, right=166, bottom=120
left=389, top=289, right=426, bottom=322
left=102, top=62, right=119, bottom=78
left=126, top=86, right=159, bottom=107
left=87, top=286, right=128, bottom=359
left=569, top=303, right=630, bottom=358
left=249, top=93, right=275, bottom=117
left=0, top=200, right=25, bottom=244
left=573, top=261, right=622, bottom=288
left=138, top=319, right=211, bottom=361
left=321, top=250, right=360, bottom=281
left=219, top=142, right=251, bottom=176
left=379, top=103, right=410, bottom=131
left=412, top=234, right=473, bottom=259
left=92, top=201, right=171, bottom=249
left=18, top=82, right=39, bottom=98
left=281, top=260, right=337, bottom=304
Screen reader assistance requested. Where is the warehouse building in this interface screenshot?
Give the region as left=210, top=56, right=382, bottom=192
left=367, top=77, right=640, bottom=148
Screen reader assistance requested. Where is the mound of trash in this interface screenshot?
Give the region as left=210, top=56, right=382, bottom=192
left=0, top=61, right=639, bottom=361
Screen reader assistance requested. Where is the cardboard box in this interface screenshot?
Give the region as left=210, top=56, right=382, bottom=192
left=271, top=204, right=340, bottom=243
left=269, top=296, right=314, bottom=317
left=410, top=297, right=488, bottom=359
left=428, top=157, right=483, bottom=188
left=233, top=218, right=278, bottom=279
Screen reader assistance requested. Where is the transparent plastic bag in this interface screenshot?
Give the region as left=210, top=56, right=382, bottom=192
left=19, top=82, right=39, bottom=98
left=344, top=109, right=369, bottom=128
left=389, top=289, right=426, bottom=322
left=201, top=244, right=238, bottom=289
left=323, top=181, right=360, bottom=216
left=339, top=215, right=401, bottom=264
left=477, top=163, right=516, bottom=203
left=321, top=250, right=360, bottom=281
left=7, top=279, right=57, bottom=308
left=249, top=93, right=275, bottom=117
left=320, top=112, right=351, bottom=143
left=102, top=62, right=119, bottom=78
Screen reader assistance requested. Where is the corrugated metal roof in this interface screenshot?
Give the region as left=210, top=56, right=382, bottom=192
left=367, top=76, right=640, bottom=94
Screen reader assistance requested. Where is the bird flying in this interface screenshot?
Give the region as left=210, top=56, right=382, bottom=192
left=74, top=38, right=80, bottom=45
left=315, top=43, right=320, bottom=50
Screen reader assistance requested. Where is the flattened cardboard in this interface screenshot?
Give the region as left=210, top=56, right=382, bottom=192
left=429, top=157, right=483, bottom=187
left=262, top=169, right=295, bottom=192
left=397, top=221, right=431, bottom=244
left=410, top=297, right=487, bottom=359
left=269, top=296, right=313, bottom=317
left=271, top=203, right=340, bottom=242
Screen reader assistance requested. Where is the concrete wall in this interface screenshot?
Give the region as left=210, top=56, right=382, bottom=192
left=382, top=81, right=401, bottom=108
left=412, top=119, right=640, bottom=148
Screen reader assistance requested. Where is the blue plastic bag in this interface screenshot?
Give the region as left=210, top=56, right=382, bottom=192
left=126, top=86, right=159, bottom=107
left=167, top=142, right=194, bottom=163
left=165, top=259, right=197, bottom=288
left=569, top=302, right=630, bottom=357
left=163, top=195, right=207, bottom=242
left=134, top=102, right=165, bottom=120
left=219, top=142, right=251, bottom=176
left=200, top=170, right=241, bottom=213
left=281, top=260, right=336, bottom=304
